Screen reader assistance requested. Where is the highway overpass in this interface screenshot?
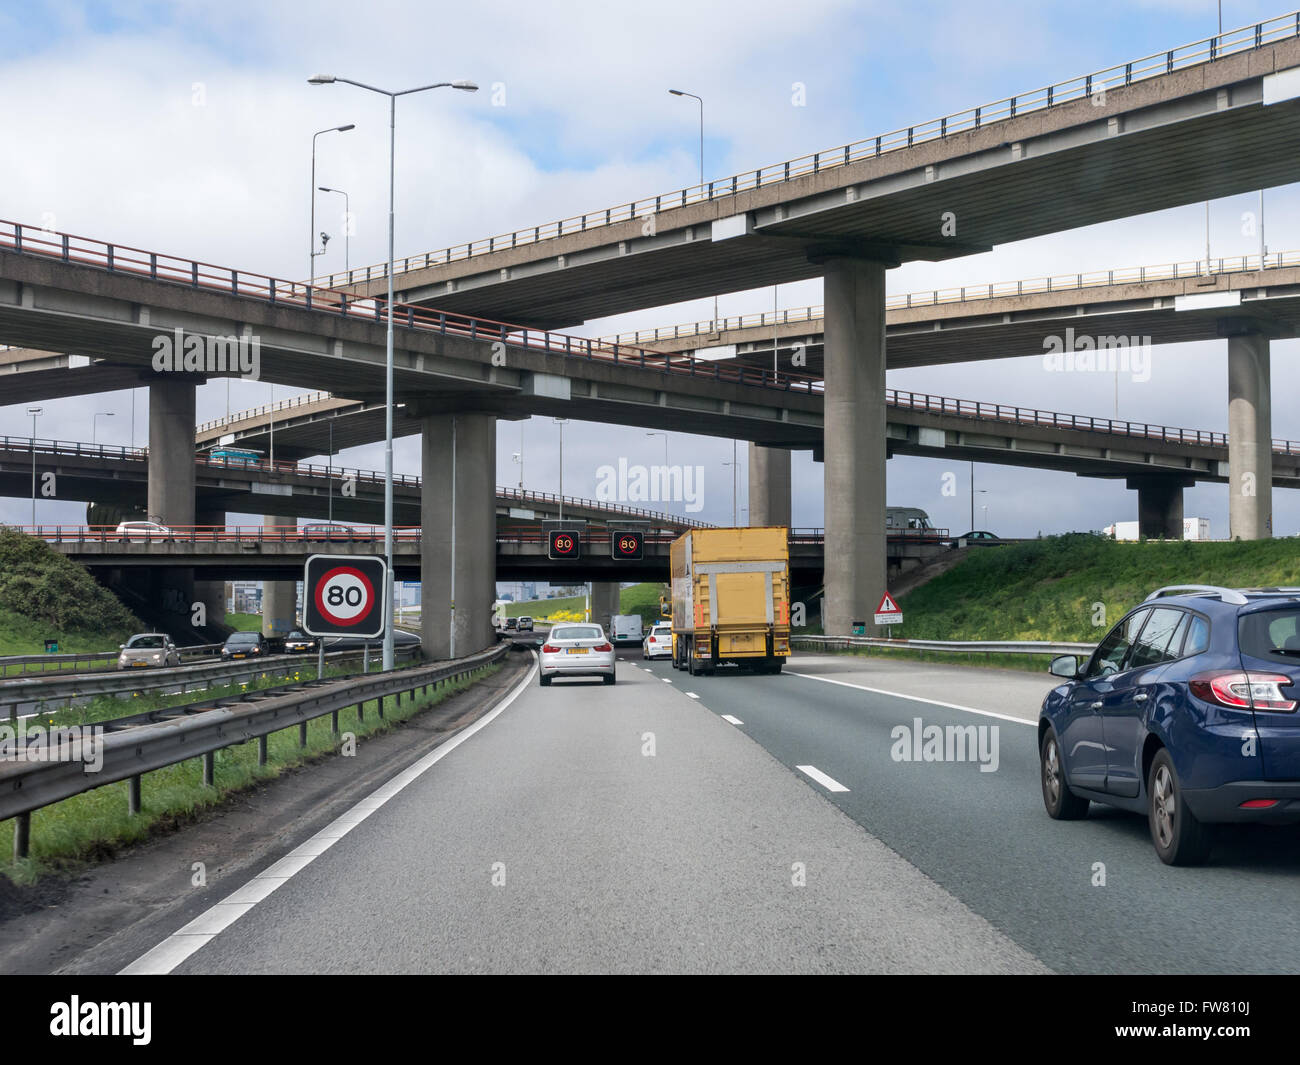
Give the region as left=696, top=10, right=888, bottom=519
left=5, top=17, right=1300, bottom=639
left=0, top=437, right=711, bottom=529
left=336, top=19, right=1300, bottom=328
left=33, top=524, right=948, bottom=587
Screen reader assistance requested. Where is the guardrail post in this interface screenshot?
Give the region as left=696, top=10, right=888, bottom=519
left=258, top=735, right=268, bottom=766
left=298, top=722, right=307, bottom=747
left=357, top=700, right=364, bottom=722
left=203, top=752, right=214, bottom=787
left=376, top=696, right=383, bottom=720
left=13, top=812, right=30, bottom=860
left=331, top=709, right=339, bottom=735
left=128, top=774, right=142, bottom=815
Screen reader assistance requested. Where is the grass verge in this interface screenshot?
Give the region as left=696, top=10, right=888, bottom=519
left=0, top=662, right=502, bottom=884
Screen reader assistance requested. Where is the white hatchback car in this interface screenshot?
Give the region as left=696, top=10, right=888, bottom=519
left=643, top=623, right=673, bottom=660
left=115, top=520, right=173, bottom=543
left=539, top=623, right=616, bottom=686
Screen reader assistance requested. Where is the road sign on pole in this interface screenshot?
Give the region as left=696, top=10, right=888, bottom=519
left=874, top=591, right=903, bottom=627
left=303, top=554, right=388, bottom=639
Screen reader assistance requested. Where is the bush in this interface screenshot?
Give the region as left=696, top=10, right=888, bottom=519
left=0, top=528, right=140, bottom=634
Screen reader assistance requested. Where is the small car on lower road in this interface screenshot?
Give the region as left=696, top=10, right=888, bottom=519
left=117, top=633, right=181, bottom=669
left=221, top=630, right=267, bottom=660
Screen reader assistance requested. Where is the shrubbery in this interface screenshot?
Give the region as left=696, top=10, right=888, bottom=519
left=0, top=528, right=141, bottom=634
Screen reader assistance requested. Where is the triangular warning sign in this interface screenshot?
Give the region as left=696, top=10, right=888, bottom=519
left=875, top=592, right=899, bottom=614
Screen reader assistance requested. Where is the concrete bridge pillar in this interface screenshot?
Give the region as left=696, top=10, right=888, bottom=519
left=821, top=257, right=888, bottom=636
left=194, top=504, right=227, bottom=630
left=421, top=413, right=497, bottom=660
left=590, top=582, right=621, bottom=632
left=147, top=379, right=196, bottom=528
left=262, top=514, right=297, bottom=636
left=147, top=379, right=197, bottom=624
left=747, top=444, right=792, bottom=528
left=1227, top=332, right=1273, bottom=540
left=1127, top=476, right=1188, bottom=539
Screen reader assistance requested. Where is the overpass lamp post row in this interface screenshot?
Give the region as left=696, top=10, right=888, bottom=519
left=27, top=406, right=41, bottom=526
left=318, top=185, right=351, bottom=274
left=309, top=74, right=478, bottom=671
left=309, top=124, right=355, bottom=283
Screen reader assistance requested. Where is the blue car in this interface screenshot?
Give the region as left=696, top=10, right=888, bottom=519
left=1039, top=585, right=1300, bottom=865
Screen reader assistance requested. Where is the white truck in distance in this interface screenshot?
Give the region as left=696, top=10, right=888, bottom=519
left=1104, top=518, right=1210, bottom=541
left=610, top=614, right=643, bottom=646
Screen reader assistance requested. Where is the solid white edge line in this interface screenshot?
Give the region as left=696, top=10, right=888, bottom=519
left=785, top=669, right=1036, bottom=726
left=120, top=651, right=538, bottom=975
left=796, top=765, right=850, bottom=793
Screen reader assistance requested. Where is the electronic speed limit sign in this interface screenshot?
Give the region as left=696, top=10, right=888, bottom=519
left=303, top=555, right=388, bottom=638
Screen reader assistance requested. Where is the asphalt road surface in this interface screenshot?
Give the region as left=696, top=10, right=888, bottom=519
left=127, top=650, right=1043, bottom=975
left=120, top=650, right=1300, bottom=974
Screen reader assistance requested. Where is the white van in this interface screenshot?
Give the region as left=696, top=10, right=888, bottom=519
left=610, top=614, right=643, bottom=646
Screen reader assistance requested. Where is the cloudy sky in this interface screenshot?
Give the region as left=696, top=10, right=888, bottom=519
left=3, top=0, right=1299, bottom=545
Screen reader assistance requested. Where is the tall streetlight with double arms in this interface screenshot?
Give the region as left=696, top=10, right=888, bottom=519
left=308, top=75, right=477, bottom=670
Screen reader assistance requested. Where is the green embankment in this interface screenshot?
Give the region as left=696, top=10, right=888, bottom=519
left=224, top=612, right=264, bottom=632
left=0, top=529, right=142, bottom=656
left=502, top=583, right=668, bottom=626
left=893, top=534, right=1300, bottom=643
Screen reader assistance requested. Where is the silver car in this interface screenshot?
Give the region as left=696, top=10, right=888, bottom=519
left=117, top=633, right=180, bottom=670
left=539, top=624, right=616, bottom=686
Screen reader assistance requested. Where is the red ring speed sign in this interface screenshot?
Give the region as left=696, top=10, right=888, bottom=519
left=313, top=565, right=376, bottom=627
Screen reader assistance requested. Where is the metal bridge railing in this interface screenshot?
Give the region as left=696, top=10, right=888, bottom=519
left=318, top=12, right=1300, bottom=287
left=598, top=249, right=1300, bottom=345
left=0, top=219, right=821, bottom=397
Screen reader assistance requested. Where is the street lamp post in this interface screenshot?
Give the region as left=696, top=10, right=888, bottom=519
left=309, top=124, right=355, bottom=283
left=668, top=89, right=714, bottom=330
left=554, top=418, right=567, bottom=520
left=721, top=440, right=739, bottom=525
left=27, top=406, right=41, bottom=526
left=970, top=461, right=988, bottom=532
left=646, top=431, right=669, bottom=514
left=310, top=74, right=478, bottom=672
left=92, top=411, right=114, bottom=447
left=318, top=185, right=351, bottom=274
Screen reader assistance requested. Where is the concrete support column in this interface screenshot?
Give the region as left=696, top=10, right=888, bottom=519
left=1227, top=333, right=1273, bottom=540
left=747, top=444, right=792, bottom=527
left=147, top=379, right=196, bottom=527
left=262, top=515, right=297, bottom=636
left=822, top=257, right=888, bottom=636
left=590, top=582, right=621, bottom=632
left=421, top=413, right=497, bottom=660
left=1128, top=476, right=1186, bottom=539
left=194, top=504, right=227, bottom=630
left=147, top=380, right=196, bottom=623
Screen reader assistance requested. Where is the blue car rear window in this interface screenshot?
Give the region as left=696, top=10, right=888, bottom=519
left=1239, top=609, right=1300, bottom=664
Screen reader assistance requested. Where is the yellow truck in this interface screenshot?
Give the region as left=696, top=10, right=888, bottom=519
left=669, top=526, right=791, bottom=676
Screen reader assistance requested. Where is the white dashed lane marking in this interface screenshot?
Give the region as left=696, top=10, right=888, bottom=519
left=796, top=765, right=850, bottom=793
left=720, top=714, right=743, bottom=726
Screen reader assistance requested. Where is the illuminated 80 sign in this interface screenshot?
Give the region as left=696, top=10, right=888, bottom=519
left=547, top=529, right=582, bottom=560
left=611, top=530, right=644, bottom=560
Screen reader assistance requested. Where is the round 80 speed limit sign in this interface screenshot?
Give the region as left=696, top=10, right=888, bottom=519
left=303, top=555, right=388, bottom=638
